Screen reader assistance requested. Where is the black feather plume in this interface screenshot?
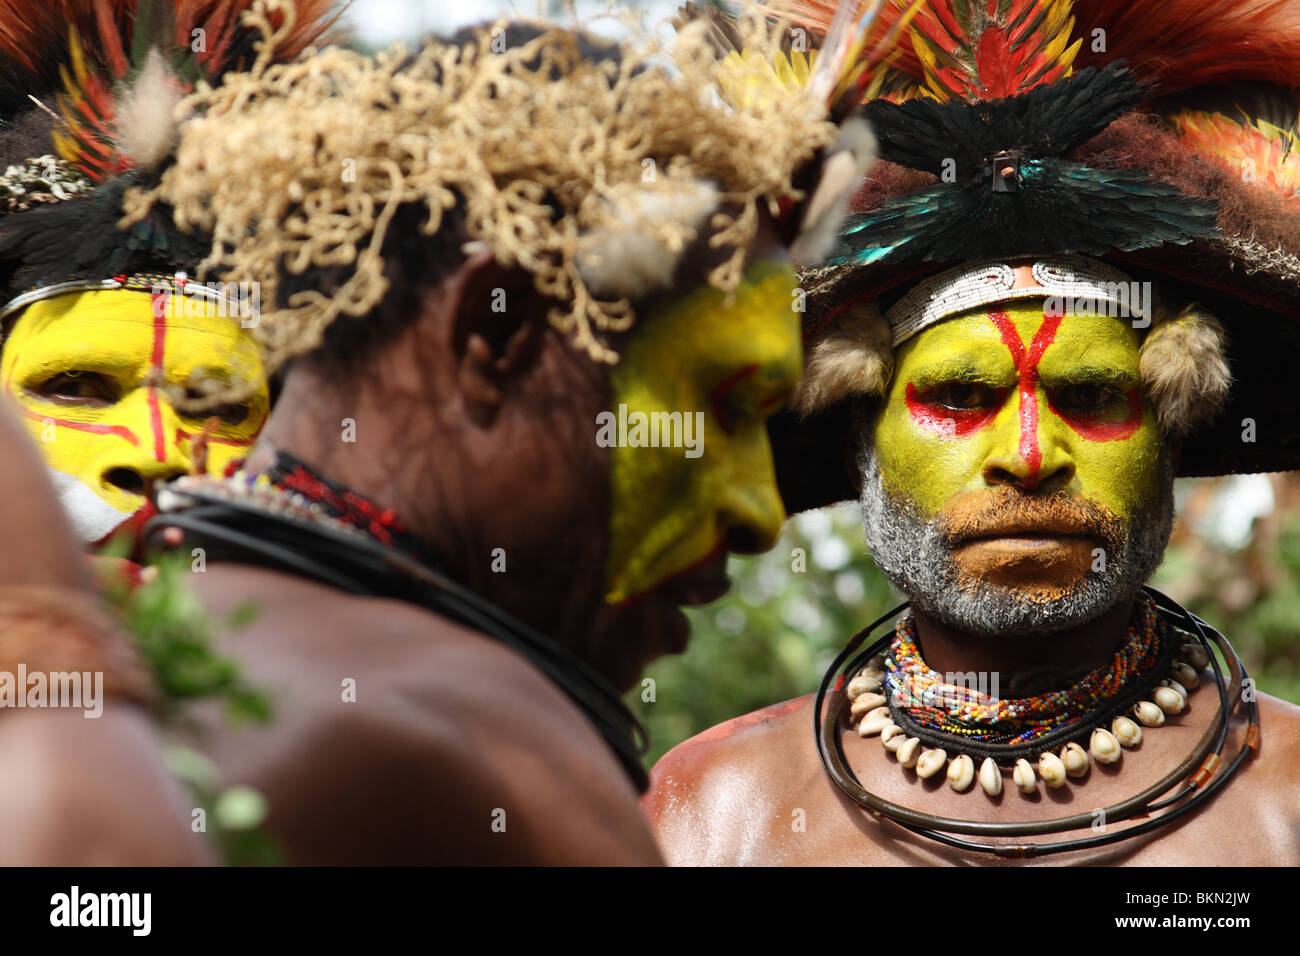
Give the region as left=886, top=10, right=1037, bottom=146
left=865, top=63, right=1143, bottom=177
left=0, top=175, right=208, bottom=293
left=833, top=159, right=1218, bottom=266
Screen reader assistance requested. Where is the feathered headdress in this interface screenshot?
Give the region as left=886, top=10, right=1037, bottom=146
left=120, top=8, right=890, bottom=384
left=0, top=0, right=342, bottom=301
left=757, top=0, right=1300, bottom=510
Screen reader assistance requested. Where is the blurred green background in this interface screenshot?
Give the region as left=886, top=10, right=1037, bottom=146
left=629, top=474, right=1300, bottom=767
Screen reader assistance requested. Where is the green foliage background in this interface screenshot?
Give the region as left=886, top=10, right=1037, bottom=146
left=628, top=480, right=1300, bottom=768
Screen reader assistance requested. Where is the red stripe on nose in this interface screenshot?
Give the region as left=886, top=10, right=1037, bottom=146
left=148, top=295, right=168, bottom=463
left=987, top=310, right=1062, bottom=484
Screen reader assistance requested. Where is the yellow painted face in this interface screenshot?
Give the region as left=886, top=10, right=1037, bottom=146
left=603, top=259, right=802, bottom=603
left=2, top=289, right=268, bottom=546
left=872, top=299, right=1163, bottom=521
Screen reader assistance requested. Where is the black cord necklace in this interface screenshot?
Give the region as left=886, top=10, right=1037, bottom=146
left=814, top=587, right=1259, bottom=857
left=146, top=453, right=651, bottom=792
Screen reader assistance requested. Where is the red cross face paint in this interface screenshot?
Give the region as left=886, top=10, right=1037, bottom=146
left=871, top=298, right=1164, bottom=595
left=2, top=289, right=269, bottom=549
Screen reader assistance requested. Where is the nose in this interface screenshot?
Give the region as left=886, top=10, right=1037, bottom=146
left=102, top=467, right=147, bottom=496
left=981, top=394, right=1075, bottom=493
left=719, top=443, right=786, bottom=555
left=100, top=460, right=188, bottom=497
left=98, top=388, right=191, bottom=496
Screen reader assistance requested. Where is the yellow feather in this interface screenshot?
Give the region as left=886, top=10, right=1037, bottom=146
left=1060, top=36, right=1081, bottom=75
left=1041, top=0, right=1073, bottom=43
left=51, top=130, right=78, bottom=166
left=67, top=27, right=90, bottom=90
left=1041, top=27, right=1073, bottom=73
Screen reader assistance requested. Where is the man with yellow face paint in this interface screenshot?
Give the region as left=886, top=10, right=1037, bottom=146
left=603, top=259, right=803, bottom=613
left=860, top=264, right=1174, bottom=639
left=646, top=0, right=1300, bottom=868
left=116, top=18, right=877, bottom=864
left=1, top=283, right=269, bottom=554
left=0, top=2, right=336, bottom=565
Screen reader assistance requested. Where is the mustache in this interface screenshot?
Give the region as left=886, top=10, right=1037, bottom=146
left=936, top=489, right=1125, bottom=548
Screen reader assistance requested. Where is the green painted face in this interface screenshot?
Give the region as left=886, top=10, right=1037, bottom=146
left=872, top=299, right=1164, bottom=522
left=603, top=259, right=801, bottom=604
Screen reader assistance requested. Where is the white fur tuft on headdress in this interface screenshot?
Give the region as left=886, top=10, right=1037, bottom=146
left=790, top=116, right=877, bottom=267
left=1139, top=303, right=1232, bottom=434
left=791, top=299, right=892, bottom=416
left=575, top=180, right=719, bottom=301
left=114, top=49, right=182, bottom=174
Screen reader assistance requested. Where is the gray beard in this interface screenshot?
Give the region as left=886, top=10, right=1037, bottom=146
left=857, top=442, right=1176, bottom=637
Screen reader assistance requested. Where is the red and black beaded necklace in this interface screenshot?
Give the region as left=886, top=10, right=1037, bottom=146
left=262, top=450, right=445, bottom=569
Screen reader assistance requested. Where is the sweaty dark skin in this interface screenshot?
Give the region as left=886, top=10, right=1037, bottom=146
left=178, top=222, right=790, bottom=864
left=181, top=256, right=658, bottom=864
left=645, top=688, right=1300, bottom=866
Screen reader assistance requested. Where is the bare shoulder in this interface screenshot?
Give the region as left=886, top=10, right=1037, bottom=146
left=1250, top=691, right=1300, bottom=781
left=1257, top=690, right=1300, bottom=733
left=645, top=695, right=821, bottom=865
left=192, top=565, right=661, bottom=864
left=647, top=695, right=812, bottom=796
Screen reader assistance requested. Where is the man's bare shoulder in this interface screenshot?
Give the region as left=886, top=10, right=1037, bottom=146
left=648, top=695, right=811, bottom=792
left=191, top=565, right=661, bottom=863
left=644, top=695, right=827, bottom=864
left=1251, top=692, right=1300, bottom=778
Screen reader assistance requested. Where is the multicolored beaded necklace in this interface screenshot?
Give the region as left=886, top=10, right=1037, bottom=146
left=886, top=593, right=1165, bottom=746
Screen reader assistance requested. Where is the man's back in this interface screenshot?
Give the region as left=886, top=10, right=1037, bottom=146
left=191, top=565, right=661, bottom=864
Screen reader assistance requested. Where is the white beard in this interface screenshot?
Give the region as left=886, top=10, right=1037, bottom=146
left=46, top=468, right=134, bottom=544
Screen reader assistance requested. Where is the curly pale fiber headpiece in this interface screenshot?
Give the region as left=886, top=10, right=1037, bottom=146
left=124, top=3, right=837, bottom=389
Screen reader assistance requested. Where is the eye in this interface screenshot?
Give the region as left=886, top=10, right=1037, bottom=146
left=30, top=371, right=119, bottom=406
left=1053, top=384, right=1122, bottom=415
left=183, top=394, right=250, bottom=427
left=208, top=403, right=250, bottom=426
left=711, top=392, right=750, bottom=434
left=709, top=364, right=770, bottom=434
left=926, top=382, right=1002, bottom=411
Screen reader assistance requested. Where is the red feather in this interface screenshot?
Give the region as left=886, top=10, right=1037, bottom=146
left=1071, top=0, right=1300, bottom=94
left=4, top=2, right=346, bottom=183
left=762, top=0, right=1300, bottom=100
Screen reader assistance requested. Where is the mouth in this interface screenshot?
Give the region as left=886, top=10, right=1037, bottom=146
left=951, top=519, right=1096, bottom=545
left=950, top=526, right=1101, bottom=591
left=651, top=546, right=732, bottom=608
left=959, top=531, right=1097, bottom=548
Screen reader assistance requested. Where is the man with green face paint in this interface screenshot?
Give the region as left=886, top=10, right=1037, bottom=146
left=646, top=0, right=1300, bottom=865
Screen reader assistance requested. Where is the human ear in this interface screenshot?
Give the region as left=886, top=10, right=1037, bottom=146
left=443, top=247, right=545, bottom=422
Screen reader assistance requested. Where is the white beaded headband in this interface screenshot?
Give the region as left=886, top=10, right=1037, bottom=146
left=885, top=255, right=1150, bottom=346
left=0, top=272, right=237, bottom=323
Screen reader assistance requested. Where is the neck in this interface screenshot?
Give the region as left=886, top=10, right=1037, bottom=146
left=909, top=597, right=1137, bottom=698
left=246, top=360, right=466, bottom=572
left=243, top=354, right=610, bottom=662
